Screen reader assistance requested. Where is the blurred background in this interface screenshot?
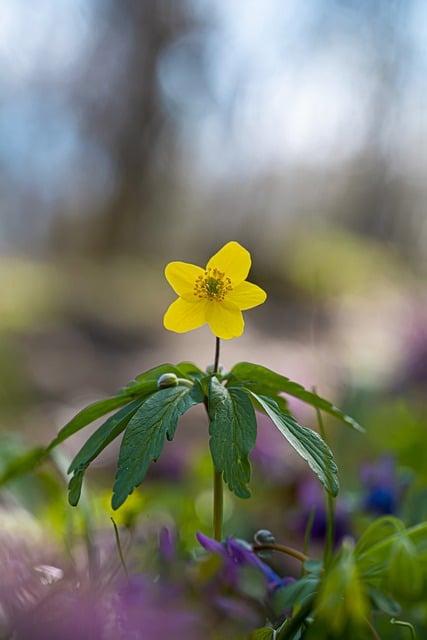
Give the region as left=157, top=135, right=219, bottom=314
left=1, top=0, right=427, bottom=542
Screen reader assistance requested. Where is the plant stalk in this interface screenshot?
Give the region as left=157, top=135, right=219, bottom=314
left=212, top=337, right=223, bottom=541
left=253, top=542, right=309, bottom=564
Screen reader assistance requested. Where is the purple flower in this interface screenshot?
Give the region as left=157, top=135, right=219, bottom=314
left=360, top=455, right=401, bottom=515
left=113, top=575, right=204, bottom=640
left=196, top=532, right=291, bottom=592
left=295, top=477, right=351, bottom=546
left=158, top=525, right=176, bottom=562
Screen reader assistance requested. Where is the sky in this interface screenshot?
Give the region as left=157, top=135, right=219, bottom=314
left=0, top=0, right=426, bottom=247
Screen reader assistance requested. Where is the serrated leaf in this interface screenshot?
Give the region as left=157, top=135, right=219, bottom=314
left=68, top=399, right=144, bottom=475
left=227, top=362, right=363, bottom=432
left=250, top=393, right=339, bottom=497
left=67, top=399, right=145, bottom=506
left=111, top=384, right=202, bottom=509
left=208, top=379, right=257, bottom=499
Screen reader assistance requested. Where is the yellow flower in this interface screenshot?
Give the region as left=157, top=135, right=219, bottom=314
left=163, top=241, right=267, bottom=340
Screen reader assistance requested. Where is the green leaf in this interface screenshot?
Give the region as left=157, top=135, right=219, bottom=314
left=68, top=468, right=85, bottom=507
left=54, top=365, right=191, bottom=451
left=68, top=399, right=144, bottom=475
left=111, top=384, right=203, bottom=509
left=0, top=446, right=46, bottom=486
left=48, top=396, right=133, bottom=452
left=368, top=586, right=401, bottom=616
left=387, top=535, right=424, bottom=600
left=176, top=361, right=205, bottom=380
left=315, top=541, right=368, bottom=634
left=354, top=516, right=405, bottom=557
left=120, top=363, right=186, bottom=396
left=250, top=393, right=339, bottom=497
left=208, top=378, right=257, bottom=499
left=249, top=628, right=274, bottom=640
left=274, top=574, right=319, bottom=611
left=0, top=364, right=200, bottom=488
left=227, top=362, right=363, bottom=432
left=67, top=399, right=145, bottom=506
left=355, top=520, right=427, bottom=583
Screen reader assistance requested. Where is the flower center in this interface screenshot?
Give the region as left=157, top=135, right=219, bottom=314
left=194, top=267, right=232, bottom=301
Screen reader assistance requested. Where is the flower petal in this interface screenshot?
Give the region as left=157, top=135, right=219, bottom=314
left=206, top=241, right=251, bottom=286
left=205, top=300, right=244, bottom=340
left=165, top=262, right=204, bottom=297
left=163, top=298, right=207, bottom=333
left=196, top=532, right=226, bottom=556
left=227, top=281, right=267, bottom=310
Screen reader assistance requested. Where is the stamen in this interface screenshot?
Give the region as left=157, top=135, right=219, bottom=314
left=194, top=267, right=233, bottom=301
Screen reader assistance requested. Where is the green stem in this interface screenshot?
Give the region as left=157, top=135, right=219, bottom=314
left=390, top=619, right=416, bottom=640
left=212, top=336, right=223, bottom=541
left=275, top=598, right=315, bottom=640
left=111, top=517, right=128, bottom=577
left=213, top=467, right=224, bottom=541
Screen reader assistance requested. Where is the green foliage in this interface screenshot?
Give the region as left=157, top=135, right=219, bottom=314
left=315, top=540, right=368, bottom=635
left=67, top=399, right=144, bottom=506
left=388, top=535, right=424, bottom=600
left=274, top=574, right=319, bottom=611
left=226, top=362, right=364, bottom=432
left=250, top=392, right=339, bottom=497
left=112, top=383, right=203, bottom=509
left=120, top=362, right=202, bottom=397
left=208, top=378, right=257, bottom=499
left=0, top=445, right=47, bottom=486
left=249, top=628, right=274, bottom=640
left=51, top=397, right=134, bottom=447
left=273, top=517, right=427, bottom=638
left=355, top=517, right=427, bottom=600
left=0, top=363, right=203, bottom=489
left=0, top=358, right=355, bottom=510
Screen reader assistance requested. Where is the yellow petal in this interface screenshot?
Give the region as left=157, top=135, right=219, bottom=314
left=163, top=298, right=208, bottom=333
left=206, top=241, right=251, bottom=286
left=227, top=280, right=267, bottom=311
left=165, top=262, right=204, bottom=298
left=205, top=300, right=244, bottom=340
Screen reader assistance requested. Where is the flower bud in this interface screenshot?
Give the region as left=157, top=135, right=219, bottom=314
left=253, top=529, right=275, bottom=558
left=206, top=363, right=223, bottom=375
left=157, top=373, right=179, bottom=389
left=254, top=529, right=275, bottom=545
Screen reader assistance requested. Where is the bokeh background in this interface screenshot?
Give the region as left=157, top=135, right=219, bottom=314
left=1, top=0, right=427, bottom=543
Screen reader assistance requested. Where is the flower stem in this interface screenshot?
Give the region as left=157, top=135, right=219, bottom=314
left=213, top=467, right=224, bottom=542
left=212, top=336, right=223, bottom=541
left=253, top=542, right=309, bottom=564
left=213, top=336, right=221, bottom=373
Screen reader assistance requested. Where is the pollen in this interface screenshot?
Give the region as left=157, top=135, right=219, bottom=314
left=194, top=267, right=233, bottom=301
